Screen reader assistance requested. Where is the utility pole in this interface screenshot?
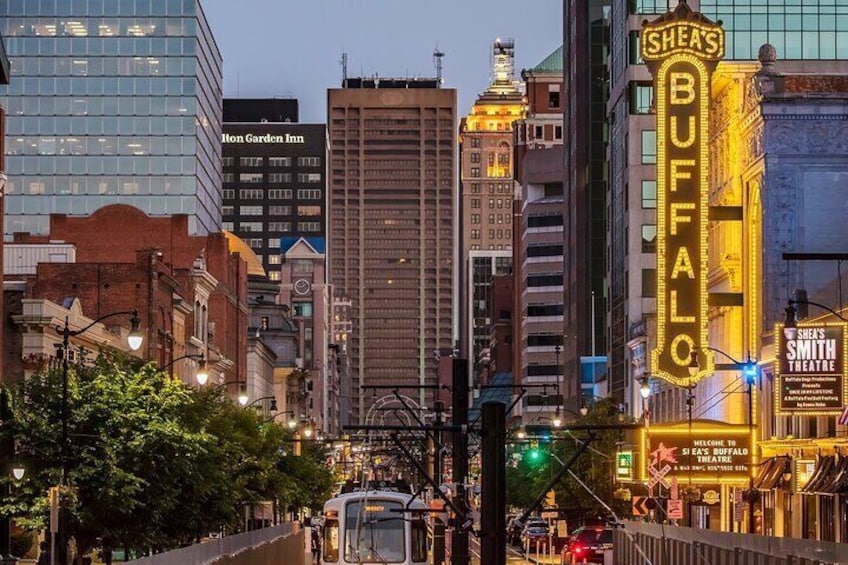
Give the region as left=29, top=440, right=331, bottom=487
left=433, top=400, right=446, bottom=565
left=480, top=401, right=506, bottom=565
left=451, top=358, right=469, bottom=565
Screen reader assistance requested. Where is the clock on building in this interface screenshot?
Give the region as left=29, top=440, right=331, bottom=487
left=294, top=278, right=311, bottom=296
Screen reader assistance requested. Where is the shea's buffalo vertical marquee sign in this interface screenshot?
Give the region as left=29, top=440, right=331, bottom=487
left=642, top=2, right=724, bottom=387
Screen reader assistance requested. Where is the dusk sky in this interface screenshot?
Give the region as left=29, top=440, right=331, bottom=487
left=203, top=0, right=562, bottom=123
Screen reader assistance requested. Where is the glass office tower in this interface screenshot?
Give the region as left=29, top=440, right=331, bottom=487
left=0, top=0, right=223, bottom=235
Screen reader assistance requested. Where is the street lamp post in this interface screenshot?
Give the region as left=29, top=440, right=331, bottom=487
left=54, top=309, right=142, bottom=565
left=554, top=344, right=562, bottom=428
left=245, top=396, right=277, bottom=412
left=159, top=353, right=208, bottom=384
left=688, top=347, right=758, bottom=534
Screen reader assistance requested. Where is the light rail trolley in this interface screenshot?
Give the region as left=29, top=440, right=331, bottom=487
left=320, top=488, right=428, bottom=564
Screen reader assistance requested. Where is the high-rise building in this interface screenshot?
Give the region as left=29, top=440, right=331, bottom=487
left=0, top=0, right=223, bottom=236
left=0, top=31, right=10, bottom=382
left=458, top=40, right=525, bottom=379
left=221, top=98, right=327, bottom=281
left=563, top=0, right=611, bottom=405
left=513, top=46, right=570, bottom=421
left=327, top=76, right=456, bottom=422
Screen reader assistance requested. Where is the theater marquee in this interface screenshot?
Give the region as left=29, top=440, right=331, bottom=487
left=642, top=3, right=725, bottom=387
left=775, top=323, right=848, bottom=415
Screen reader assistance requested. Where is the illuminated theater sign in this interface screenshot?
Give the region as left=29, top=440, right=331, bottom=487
left=775, top=323, right=848, bottom=415
left=640, top=422, right=752, bottom=484
left=642, top=2, right=724, bottom=387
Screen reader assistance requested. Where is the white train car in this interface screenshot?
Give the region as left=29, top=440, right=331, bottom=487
left=321, top=489, right=428, bottom=564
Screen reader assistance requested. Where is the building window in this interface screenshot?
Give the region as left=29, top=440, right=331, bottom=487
left=268, top=271, right=281, bottom=281
left=222, top=173, right=234, bottom=183
left=298, top=221, right=321, bottom=232
left=641, top=130, right=657, bottom=164
left=222, top=156, right=234, bottom=167
left=268, top=255, right=281, bottom=265
left=470, top=153, right=480, bottom=163
left=297, top=189, right=322, bottom=199
left=554, top=126, right=562, bottom=140
left=269, top=205, right=292, bottom=216
left=470, top=137, right=481, bottom=148
left=293, top=259, right=314, bottom=273
left=642, top=180, right=657, bottom=208
left=471, top=198, right=480, bottom=208
left=240, top=205, right=263, bottom=216
left=297, top=173, right=322, bottom=183
left=223, top=189, right=235, bottom=199
left=269, top=173, right=292, bottom=183
left=222, top=221, right=234, bottom=231
left=489, top=229, right=495, bottom=239
left=629, top=31, right=643, bottom=65
left=298, top=205, right=321, bottom=216
left=630, top=84, right=653, bottom=114
left=269, top=157, right=292, bottom=167
left=269, top=189, right=293, bottom=199
left=471, top=183, right=481, bottom=194
left=268, top=238, right=280, bottom=249
left=246, top=238, right=263, bottom=249
left=642, top=268, right=657, bottom=297
left=297, top=156, right=322, bottom=167
left=535, top=125, right=543, bottom=139
left=240, top=189, right=263, bottom=200
left=239, top=173, right=264, bottom=184
left=471, top=229, right=480, bottom=240
left=240, top=156, right=263, bottom=167
left=548, top=86, right=560, bottom=109
left=293, top=302, right=313, bottom=317
left=268, top=222, right=291, bottom=232
left=641, top=224, right=657, bottom=253
left=222, top=206, right=234, bottom=216
left=471, top=214, right=480, bottom=224
left=240, top=222, right=263, bottom=232
left=470, top=167, right=480, bottom=177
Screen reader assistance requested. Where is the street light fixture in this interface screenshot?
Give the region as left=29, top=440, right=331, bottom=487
left=245, top=395, right=277, bottom=411
left=639, top=376, right=651, bottom=400
left=579, top=397, right=589, bottom=417
left=159, top=353, right=207, bottom=384
left=11, top=464, right=24, bottom=482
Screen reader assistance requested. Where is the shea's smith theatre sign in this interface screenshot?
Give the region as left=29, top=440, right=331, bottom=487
left=776, top=323, right=848, bottom=415
left=642, top=1, right=725, bottom=387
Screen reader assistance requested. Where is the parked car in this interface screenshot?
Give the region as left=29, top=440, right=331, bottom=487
left=565, top=526, right=613, bottom=564
left=521, top=519, right=550, bottom=551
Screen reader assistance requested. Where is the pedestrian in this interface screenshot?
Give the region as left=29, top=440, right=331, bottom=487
left=37, top=541, right=50, bottom=565
left=311, top=526, right=321, bottom=563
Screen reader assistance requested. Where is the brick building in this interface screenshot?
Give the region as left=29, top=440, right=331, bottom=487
left=9, top=205, right=248, bottom=393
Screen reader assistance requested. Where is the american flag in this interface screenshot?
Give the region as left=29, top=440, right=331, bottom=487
left=838, top=406, right=848, bottom=426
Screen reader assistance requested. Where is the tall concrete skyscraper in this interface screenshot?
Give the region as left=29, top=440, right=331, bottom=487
left=458, top=39, right=525, bottom=382
left=0, top=0, right=222, bottom=235
left=327, top=75, right=456, bottom=422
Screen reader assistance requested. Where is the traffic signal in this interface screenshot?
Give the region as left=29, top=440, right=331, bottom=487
left=545, top=490, right=556, bottom=507
left=525, top=440, right=542, bottom=463
left=743, top=360, right=758, bottom=385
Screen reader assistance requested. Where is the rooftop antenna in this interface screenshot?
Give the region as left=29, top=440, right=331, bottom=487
left=433, top=47, right=445, bottom=84
left=340, top=52, right=348, bottom=85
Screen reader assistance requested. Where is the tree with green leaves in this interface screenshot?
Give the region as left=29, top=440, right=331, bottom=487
left=4, top=351, right=336, bottom=561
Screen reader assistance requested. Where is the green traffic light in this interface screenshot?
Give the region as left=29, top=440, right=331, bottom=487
left=530, top=449, right=540, bottom=460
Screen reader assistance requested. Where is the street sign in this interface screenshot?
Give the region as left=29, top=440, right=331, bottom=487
left=632, top=496, right=650, bottom=516
left=735, top=500, right=746, bottom=522
left=617, top=451, right=634, bottom=481
left=648, top=464, right=671, bottom=490
left=670, top=477, right=679, bottom=500
left=667, top=499, right=683, bottom=520
left=541, top=510, right=559, bottom=519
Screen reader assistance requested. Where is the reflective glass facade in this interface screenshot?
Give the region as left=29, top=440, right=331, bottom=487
left=0, top=0, right=222, bottom=235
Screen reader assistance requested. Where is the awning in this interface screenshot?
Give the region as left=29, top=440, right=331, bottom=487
left=802, top=455, right=835, bottom=494
left=820, top=454, right=848, bottom=494
left=753, top=456, right=791, bottom=490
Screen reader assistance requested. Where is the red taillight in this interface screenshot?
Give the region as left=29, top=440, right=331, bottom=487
left=573, top=544, right=584, bottom=555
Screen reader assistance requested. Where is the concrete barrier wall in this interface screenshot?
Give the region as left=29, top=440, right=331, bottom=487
left=614, top=521, right=848, bottom=565
left=127, top=523, right=302, bottom=565
left=213, top=529, right=304, bottom=565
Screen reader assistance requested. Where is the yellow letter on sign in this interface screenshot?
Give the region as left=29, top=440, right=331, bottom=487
left=670, top=72, right=695, bottom=104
